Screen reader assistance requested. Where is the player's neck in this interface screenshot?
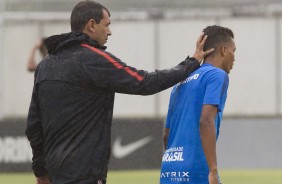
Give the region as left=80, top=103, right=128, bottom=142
left=204, top=55, right=222, bottom=69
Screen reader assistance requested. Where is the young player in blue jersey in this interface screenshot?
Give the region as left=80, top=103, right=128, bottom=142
left=160, top=25, right=236, bottom=184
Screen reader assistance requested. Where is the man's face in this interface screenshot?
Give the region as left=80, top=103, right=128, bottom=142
left=93, top=9, right=112, bottom=46
left=223, top=38, right=236, bottom=74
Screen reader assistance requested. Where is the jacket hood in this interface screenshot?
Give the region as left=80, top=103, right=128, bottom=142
left=44, top=32, right=106, bottom=54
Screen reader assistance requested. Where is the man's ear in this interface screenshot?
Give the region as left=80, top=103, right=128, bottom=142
left=85, top=19, right=96, bottom=33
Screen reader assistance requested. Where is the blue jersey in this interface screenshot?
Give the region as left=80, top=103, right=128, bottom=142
left=160, top=63, right=229, bottom=184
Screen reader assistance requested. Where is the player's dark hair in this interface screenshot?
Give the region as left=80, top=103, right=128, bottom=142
left=70, top=0, right=110, bottom=32
left=203, top=25, right=234, bottom=55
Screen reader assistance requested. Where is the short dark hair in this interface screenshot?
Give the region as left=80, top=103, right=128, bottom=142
left=70, top=0, right=110, bottom=32
left=203, top=25, right=234, bottom=55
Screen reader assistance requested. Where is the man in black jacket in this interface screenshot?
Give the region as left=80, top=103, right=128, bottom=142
left=25, top=1, right=213, bottom=184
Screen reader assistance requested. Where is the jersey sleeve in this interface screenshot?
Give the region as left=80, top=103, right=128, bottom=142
left=203, top=69, right=229, bottom=112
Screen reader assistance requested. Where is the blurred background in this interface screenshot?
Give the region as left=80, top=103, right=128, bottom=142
left=0, top=0, right=282, bottom=182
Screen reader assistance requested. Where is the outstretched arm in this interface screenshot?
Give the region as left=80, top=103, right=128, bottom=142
left=82, top=33, right=214, bottom=95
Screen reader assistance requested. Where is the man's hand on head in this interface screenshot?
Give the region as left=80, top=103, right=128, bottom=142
left=193, top=33, right=214, bottom=63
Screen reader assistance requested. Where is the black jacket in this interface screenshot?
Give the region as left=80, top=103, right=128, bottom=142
left=25, top=32, right=200, bottom=183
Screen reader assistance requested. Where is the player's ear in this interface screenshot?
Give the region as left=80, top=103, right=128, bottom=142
left=220, top=46, right=226, bottom=56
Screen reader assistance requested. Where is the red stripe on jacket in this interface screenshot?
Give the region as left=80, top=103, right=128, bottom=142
left=81, top=44, right=144, bottom=81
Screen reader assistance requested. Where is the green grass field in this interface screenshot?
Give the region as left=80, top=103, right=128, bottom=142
left=0, top=169, right=282, bottom=184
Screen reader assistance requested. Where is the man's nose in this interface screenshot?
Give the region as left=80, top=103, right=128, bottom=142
left=108, top=29, right=112, bottom=36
